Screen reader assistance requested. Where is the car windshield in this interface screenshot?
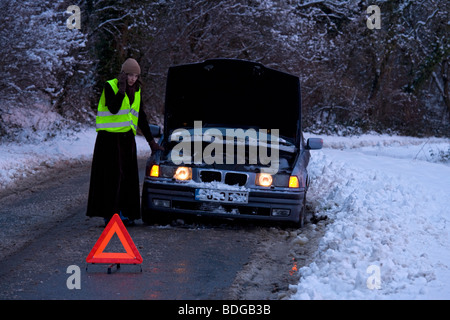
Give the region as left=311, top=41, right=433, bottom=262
left=169, top=126, right=296, bottom=150
left=163, top=126, right=296, bottom=172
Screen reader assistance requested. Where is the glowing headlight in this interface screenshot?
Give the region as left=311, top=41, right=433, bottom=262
left=289, top=176, right=300, bottom=188
left=149, top=164, right=160, bottom=177
left=174, top=166, right=192, bottom=181
left=256, top=173, right=273, bottom=187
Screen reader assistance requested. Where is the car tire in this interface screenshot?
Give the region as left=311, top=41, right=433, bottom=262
left=294, top=194, right=307, bottom=228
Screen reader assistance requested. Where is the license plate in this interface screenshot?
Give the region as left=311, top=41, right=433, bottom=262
left=195, top=189, right=248, bottom=204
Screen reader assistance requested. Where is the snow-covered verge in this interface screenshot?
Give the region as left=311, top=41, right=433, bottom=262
left=290, top=134, right=450, bottom=299
left=0, top=127, right=151, bottom=190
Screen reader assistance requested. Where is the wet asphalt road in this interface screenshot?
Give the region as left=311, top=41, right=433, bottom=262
left=0, top=159, right=258, bottom=300
left=0, top=216, right=254, bottom=300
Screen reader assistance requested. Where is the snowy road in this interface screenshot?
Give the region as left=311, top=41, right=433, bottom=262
left=0, top=128, right=449, bottom=299
left=0, top=151, right=309, bottom=300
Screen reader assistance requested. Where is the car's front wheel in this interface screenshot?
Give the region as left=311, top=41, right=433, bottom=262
left=294, top=194, right=307, bottom=228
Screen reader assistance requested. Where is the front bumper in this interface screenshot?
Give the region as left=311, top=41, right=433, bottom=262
left=141, top=179, right=305, bottom=223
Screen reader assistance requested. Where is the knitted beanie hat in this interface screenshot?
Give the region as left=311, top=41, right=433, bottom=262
left=121, top=58, right=141, bottom=75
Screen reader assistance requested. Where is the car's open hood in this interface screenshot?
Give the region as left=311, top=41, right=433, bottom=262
left=163, top=59, right=301, bottom=143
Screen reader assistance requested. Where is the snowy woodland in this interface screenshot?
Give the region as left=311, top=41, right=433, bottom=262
left=0, top=0, right=448, bottom=142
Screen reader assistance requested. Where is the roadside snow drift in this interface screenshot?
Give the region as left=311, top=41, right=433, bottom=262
left=0, top=128, right=150, bottom=189
left=291, top=135, right=450, bottom=299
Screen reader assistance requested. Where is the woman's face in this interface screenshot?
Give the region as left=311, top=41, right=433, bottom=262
left=127, top=73, right=139, bottom=87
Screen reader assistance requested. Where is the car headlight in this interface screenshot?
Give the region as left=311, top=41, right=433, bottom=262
left=256, top=173, right=273, bottom=187
left=174, top=166, right=192, bottom=181
left=289, top=176, right=300, bottom=188
left=149, top=164, right=160, bottom=177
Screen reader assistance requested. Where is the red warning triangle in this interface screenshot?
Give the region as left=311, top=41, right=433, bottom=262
left=86, top=214, right=143, bottom=264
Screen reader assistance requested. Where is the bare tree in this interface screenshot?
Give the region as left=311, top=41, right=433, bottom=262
left=1, top=0, right=448, bottom=140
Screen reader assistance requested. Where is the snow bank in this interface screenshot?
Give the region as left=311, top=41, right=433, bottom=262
left=291, top=134, right=450, bottom=299
left=0, top=127, right=151, bottom=189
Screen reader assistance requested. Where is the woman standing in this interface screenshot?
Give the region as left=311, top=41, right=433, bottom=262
left=86, top=58, right=162, bottom=225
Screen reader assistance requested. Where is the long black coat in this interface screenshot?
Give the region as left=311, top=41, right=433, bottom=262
left=86, top=80, right=154, bottom=220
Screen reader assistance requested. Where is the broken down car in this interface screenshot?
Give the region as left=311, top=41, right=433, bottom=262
left=141, top=59, right=322, bottom=227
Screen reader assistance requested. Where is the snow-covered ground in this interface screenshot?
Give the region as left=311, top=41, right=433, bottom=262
left=292, top=133, right=450, bottom=299
left=1, top=127, right=449, bottom=299
left=0, top=127, right=151, bottom=190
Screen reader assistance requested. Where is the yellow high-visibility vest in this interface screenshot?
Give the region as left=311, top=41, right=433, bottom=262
left=96, top=78, right=141, bottom=135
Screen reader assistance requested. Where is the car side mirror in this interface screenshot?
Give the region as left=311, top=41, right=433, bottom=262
left=306, top=138, right=323, bottom=150
left=149, top=124, right=162, bottom=138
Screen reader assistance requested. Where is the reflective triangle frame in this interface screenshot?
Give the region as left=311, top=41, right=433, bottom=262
left=86, top=214, right=143, bottom=264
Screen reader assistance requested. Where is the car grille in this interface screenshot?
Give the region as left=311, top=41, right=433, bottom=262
left=199, top=170, right=247, bottom=186
left=225, top=172, right=247, bottom=186
left=199, top=170, right=221, bottom=182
